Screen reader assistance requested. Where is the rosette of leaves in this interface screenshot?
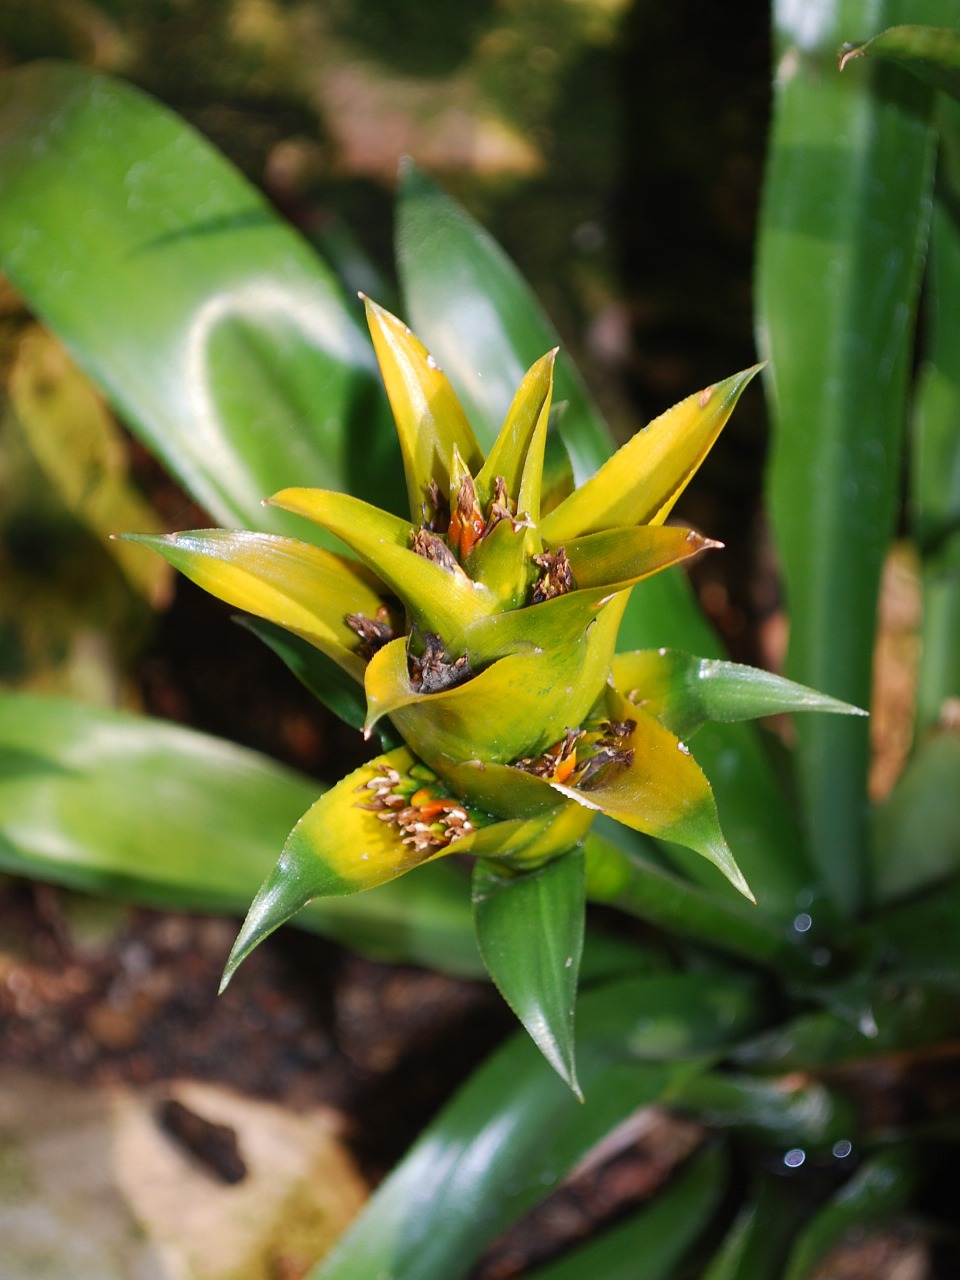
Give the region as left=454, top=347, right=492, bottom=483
left=131, top=296, right=857, bottom=1090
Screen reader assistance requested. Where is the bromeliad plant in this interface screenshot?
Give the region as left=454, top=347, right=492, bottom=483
left=128, top=294, right=856, bottom=1086
left=3, top=7, right=960, bottom=1276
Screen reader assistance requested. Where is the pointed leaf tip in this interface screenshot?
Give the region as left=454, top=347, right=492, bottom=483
left=580, top=691, right=755, bottom=901
left=542, top=364, right=761, bottom=542
left=220, top=746, right=463, bottom=988
left=363, top=295, right=484, bottom=518
left=612, top=649, right=869, bottom=741
left=218, top=852, right=310, bottom=991
left=473, top=852, right=585, bottom=1095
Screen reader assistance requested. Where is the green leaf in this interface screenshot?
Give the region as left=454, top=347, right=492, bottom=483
left=0, top=694, right=482, bottom=976
left=362, top=295, right=484, bottom=521
left=611, top=649, right=866, bottom=740
left=522, top=1145, right=728, bottom=1280
left=396, top=161, right=611, bottom=481
left=783, top=1148, right=921, bottom=1280
left=672, top=1071, right=858, bottom=1151
left=473, top=852, right=585, bottom=1095
left=702, top=1176, right=807, bottom=1280
left=310, top=971, right=761, bottom=1280
left=914, top=114, right=960, bottom=733
left=757, top=0, right=955, bottom=914
left=465, top=350, right=556, bottom=606
left=0, top=62, right=401, bottom=532
left=542, top=420, right=576, bottom=514
left=464, top=514, right=536, bottom=611
left=440, top=757, right=570, bottom=819
left=565, top=689, right=753, bottom=901
left=462, top=582, right=629, bottom=668
left=465, top=805, right=596, bottom=871
left=541, top=367, right=761, bottom=543
left=868, top=878, right=960, bottom=987
left=127, top=529, right=387, bottom=681
left=734, top=980, right=960, bottom=1074
left=872, top=729, right=960, bottom=901
left=840, top=24, right=960, bottom=97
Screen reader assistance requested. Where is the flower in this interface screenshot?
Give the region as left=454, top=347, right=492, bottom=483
left=131, top=298, right=851, bottom=993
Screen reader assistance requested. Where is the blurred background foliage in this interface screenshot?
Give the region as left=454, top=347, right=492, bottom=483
left=0, top=0, right=772, bottom=742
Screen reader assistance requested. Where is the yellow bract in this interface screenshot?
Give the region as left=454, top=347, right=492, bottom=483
left=141, top=296, right=767, bottom=996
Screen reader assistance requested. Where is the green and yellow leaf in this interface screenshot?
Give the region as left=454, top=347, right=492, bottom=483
left=363, top=295, right=484, bottom=520
left=270, top=486, right=498, bottom=642
left=125, top=530, right=388, bottom=679
left=476, top=349, right=555, bottom=518
left=221, top=747, right=459, bottom=985
left=541, top=366, right=761, bottom=542
left=557, top=688, right=753, bottom=901
left=364, top=603, right=623, bottom=773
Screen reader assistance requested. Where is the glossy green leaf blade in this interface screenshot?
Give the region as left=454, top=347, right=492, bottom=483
left=757, top=0, right=954, bottom=914
left=468, top=807, right=595, bottom=871
left=869, top=877, right=960, bottom=987
left=362, top=295, right=484, bottom=521
left=442, top=758, right=570, bottom=820
left=542, top=367, right=761, bottom=543
left=673, top=1072, right=858, bottom=1152
left=913, top=122, right=960, bottom=732
left=734, top=980, right=960, bottom=1073
left=396, top=161, right=611, bottom=481
left=702, top=1177, right=807, bottom=1280
left=523, top=1145, right=727, bottom=1280
left=311, top=971, right=760, bottom=1280
left=872, top=731, right=960, bottom=900
left=473, top=852, right=585, bottom=1095
left=783, top=1148, right=921, bottom=1280
left=269, top=487, right=496, bottom=642
left=127, top=529, right=385, bottom=680
left=612, top=649, right=866, bottom=740
left=0, top=694, right=482, bottom=975
left=0, top=62, right=399, bottom=533
left=568, top=692, right=753, bottom=901
left=840, top=24, right=960, bottom=97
